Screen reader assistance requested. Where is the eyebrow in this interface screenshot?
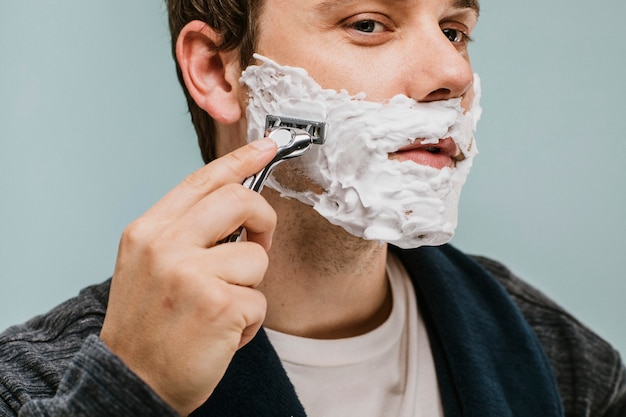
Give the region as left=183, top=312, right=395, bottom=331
left=315, top=0, right=480, bottom=15
left=454, top=0, right=480, bottom=15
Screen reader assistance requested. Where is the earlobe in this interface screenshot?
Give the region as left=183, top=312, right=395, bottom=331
left=176, top=21, right=242, bottom=124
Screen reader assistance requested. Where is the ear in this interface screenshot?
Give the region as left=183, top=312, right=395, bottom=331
left=176, top=21, right=242, bottom=124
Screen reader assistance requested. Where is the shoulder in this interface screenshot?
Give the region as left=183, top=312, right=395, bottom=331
left=471, top=255, right=626, bottom=417
left=0, top=279, right=110, bottom=412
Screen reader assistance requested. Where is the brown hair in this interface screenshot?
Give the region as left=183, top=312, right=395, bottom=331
left=166, top=0, right=264, bottom=163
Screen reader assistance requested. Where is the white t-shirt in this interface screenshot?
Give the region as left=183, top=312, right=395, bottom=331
left=264, top=253, right=443, bottom=417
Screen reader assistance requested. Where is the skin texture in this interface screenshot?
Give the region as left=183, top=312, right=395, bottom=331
left=100, top=0, right=478, bottom=415
left=254, top=0, right=477, bottom=338
left=100, top=138, right=279, bottom=415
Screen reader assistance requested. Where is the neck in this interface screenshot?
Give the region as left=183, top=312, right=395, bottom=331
left=259, top=188, right=391, bottom=339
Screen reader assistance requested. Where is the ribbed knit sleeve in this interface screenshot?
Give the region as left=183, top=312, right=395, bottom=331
left=0, top=281, right=178, bottom=416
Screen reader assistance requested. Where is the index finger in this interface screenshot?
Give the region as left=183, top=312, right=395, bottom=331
left=145, top=138, right=277, bottom=222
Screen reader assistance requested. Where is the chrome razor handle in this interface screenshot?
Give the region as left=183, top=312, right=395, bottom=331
left=225, top=127, right=315, bottom=242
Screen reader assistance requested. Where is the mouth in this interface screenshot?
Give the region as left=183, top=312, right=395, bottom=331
left=389, top=137, right=465, bottom=169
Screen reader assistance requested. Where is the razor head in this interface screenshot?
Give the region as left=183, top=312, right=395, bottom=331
left=265, top=115, right=327, bottom=144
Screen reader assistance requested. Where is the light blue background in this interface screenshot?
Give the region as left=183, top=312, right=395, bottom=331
left=1, top=1, right=625, bottom=357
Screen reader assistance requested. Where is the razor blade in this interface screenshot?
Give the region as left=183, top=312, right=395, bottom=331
left=225, top=115, right=327, bottom=242
left=265, top=115, right=326, bottom=145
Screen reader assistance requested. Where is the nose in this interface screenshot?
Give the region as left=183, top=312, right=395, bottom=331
left=404, top=29, right=474, bottom=103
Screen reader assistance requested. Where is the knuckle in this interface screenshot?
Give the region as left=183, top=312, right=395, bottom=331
left=182, top=154, right=243, bottom=193
left=223, top=181, right=246, bottom=196
left=202, top=281, right=233, bottom=315
left=255, top=291, right=268, bottom=312
left=267, top=206, right=278, bottom=228
left=120, top=218, right=149, bottom=248
left=182, top=169, right=216, bottom=192
left=163, top=266, right=203, bottom=306
left=249, top=244, right=270, bottom=269
left=120, top=218, right=171, bottom=267
left=223, top=150, right=247, bottom=169
left=163, top=259, right=193, bottom=287
left=221, top=183, right=253, bottom=207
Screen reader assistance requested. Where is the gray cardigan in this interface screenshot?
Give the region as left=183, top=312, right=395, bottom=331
left=1, top=246, right=625, bottom=416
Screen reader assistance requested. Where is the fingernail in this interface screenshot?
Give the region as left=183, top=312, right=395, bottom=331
left=250, top=138, right=276, bottom=151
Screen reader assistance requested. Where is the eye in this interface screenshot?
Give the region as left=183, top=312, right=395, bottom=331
left=442, top=28, right=472, bottom=44
left=350, top=19, right=386, bottom=34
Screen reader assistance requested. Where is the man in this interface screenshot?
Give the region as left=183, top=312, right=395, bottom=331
left=1, top=0, right=625, bottom=416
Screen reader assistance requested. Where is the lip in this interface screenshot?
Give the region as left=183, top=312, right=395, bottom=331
left=389, top=137, right=464, bottom=169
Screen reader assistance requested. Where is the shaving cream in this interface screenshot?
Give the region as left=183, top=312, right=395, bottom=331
left=241, top=54, right=482, bottom=249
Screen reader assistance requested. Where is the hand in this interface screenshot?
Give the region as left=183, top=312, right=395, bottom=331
left=100, top=138, right=278, bottom=416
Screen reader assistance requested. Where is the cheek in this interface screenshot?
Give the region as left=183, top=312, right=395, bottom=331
left=215, top=111, right=249, bottom=158
left=271, top=163, right=326, bottom=195
left=305, top=56, right=403, bottom=101
left=461, top=87, right=474, bottom=114
left=461, top=54, right=474, bottom=112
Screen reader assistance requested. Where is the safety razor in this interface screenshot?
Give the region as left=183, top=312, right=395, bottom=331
left=225, top=114, right=327, bottom=242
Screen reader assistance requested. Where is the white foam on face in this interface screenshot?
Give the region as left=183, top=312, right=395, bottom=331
left=241, top=54, right=482, bottom=249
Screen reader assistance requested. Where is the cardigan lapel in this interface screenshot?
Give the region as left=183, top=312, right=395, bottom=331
left=191, top=328, right=306, bottom=417
left=393, top=244, right=564, bottom=417
left=192, top=244, right=563, bottom=416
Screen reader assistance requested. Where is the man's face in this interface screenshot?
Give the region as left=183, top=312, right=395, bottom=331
left=244, top=0, right=481, bottom=248
left=255, top=0, right=478, bottom=119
